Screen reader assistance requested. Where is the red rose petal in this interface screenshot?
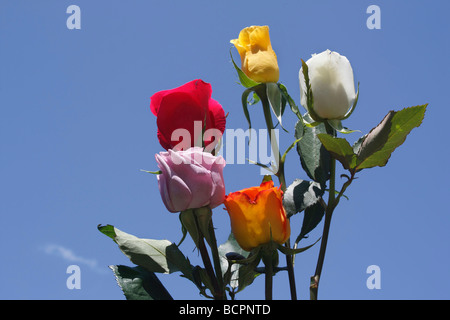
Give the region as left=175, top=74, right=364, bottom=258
left=156, top=91, right=207, bottom=150
left=150, top=79, right=225, bottom=150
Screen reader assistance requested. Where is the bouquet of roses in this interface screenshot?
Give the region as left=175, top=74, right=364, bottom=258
left=98, top=25, right=427, bottom=300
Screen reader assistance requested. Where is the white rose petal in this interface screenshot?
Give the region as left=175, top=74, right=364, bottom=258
left=300, top=49, right=356, bottom=120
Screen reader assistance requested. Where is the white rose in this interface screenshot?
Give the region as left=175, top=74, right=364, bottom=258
left=299, top=49, right=356, bottom=120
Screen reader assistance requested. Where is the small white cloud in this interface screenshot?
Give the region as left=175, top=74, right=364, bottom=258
left=41, top=244, right=107, bottom=274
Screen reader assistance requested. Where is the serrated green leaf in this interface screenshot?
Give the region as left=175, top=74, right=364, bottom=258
left=110, top=265, right=173, bottom=300
left=104, top=226, right=194, bottom=283
left=296, top=122, right=331, bottom=186
left=354, top=104, right=427, bottom=171
left=295, top=201, right=325, bottom=244
left=283, top=179, right=324, bottom=217
left=316, top=134, right=357, bottom=170
left=318, top=105, right=427, bottom=173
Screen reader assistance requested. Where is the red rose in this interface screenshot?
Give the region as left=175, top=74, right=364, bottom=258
left=150, top=79, right=226, bottom=151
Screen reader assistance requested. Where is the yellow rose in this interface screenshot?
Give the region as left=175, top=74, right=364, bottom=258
left=230, top=26, right=280, bottom=83
left=223, top=181, right=290, bottom=251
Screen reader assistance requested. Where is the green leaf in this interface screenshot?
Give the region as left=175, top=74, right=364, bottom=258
left=316, top=134, right=357, bottom=170
left=110, top=265, right=173, bottom=300
left=218, top=233, right=261, bottom=293
left=316, top=105, right=428, bottom=174
left=241, top=87, right=254, bottom=132
left=232, top=250, right=261, bottom=293
left=247, top=92, right=260, bottom=105
left=283, top=179, right=324, bottom=217
left=100, top=225, right=194, bottom=281
left=277, top=237, right=321, bottom=255
left=230, top=50, right=260, bottom=88
left=354, top=104, right=427, bottom=171
left=281, top=136, right=304, bottom=167
left=218, top=233, right=248, bottom=290
left=98, top=224, right=117, bottom=241
left=247, top=158, right=276, bottom=175
left=266, top=82, right=286, bottom=131
left=140, top=169, right=162, bottom=175
left=302, top=113, right=321, bottom=128
left=296, top=121, right=331, bottom=186
left=191, top=266, right=215, bottom=298
left=179, top=209, right=200, bottom=246
left=278, top=83, right=302, bottom=120
left=295, top=201, right=325, bottom=244
left=327, top=119, right=359, bottom=134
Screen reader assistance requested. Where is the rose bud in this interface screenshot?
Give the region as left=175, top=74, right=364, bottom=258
left=150, top=79, right=226, bottom=151
left=155, top=147, right=226, bottom=213
left=230, top=25, right=280, bottom=83
left=223, top=180, right=290, bottom=251
left=299, top=49, right=357, bottom=120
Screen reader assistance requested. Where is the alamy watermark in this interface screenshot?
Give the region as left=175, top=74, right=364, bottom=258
left=366, top=265, right=381, bottom=290
left=366, top=5, right=381, bottom=30
left=66, top=5, right=81, bottom=30
left=66, top=265, right=81, bottom=289
left=168, top=121, right=280, bottom=175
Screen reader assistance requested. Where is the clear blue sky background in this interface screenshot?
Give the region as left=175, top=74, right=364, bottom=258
left=1, top=0, right=449, bottom=300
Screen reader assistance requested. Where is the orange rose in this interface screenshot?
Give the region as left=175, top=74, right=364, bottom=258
left=223, top=180, right=290, bottom=251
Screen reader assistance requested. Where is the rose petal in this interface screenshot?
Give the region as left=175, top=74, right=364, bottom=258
left=156, top=92, right=207, bottom=150
left=155, top=152, right=172, bottom=177
left=167, top=175, right=192, bottom=212
left=208, top=98, right=226, bottom=134
left=156, top=173, right=175, bottom=213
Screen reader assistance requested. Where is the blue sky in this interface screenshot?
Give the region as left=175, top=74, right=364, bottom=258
left=1, top=0, right=449, bottom=300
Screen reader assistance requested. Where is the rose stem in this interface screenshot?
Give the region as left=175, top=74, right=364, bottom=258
left=206, top=215, right=226, bottom=299
left=310, top=122, right=337, bottom=300
left=310, top=155, right=335, bottom=300
left=197, top=236, right=223, bottom=300
left=264, top=252, right=274, bottom=300
left=257, top=84, right=297, bottom=300
left=194, top=213, right=223, bottom=300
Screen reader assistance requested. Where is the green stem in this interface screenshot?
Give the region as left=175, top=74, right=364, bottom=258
left=310, top=166, right=356, bottom=300
left=197, top=235, right=222, bottom=300
left=207, top=219, right=226, bottom=299
left=265, top=258, right=273, bottom=300
left=257, top=84, right=297, bottom=300
left=310, top=156, right=335, bottom=300
left=260, top=88, right=282, bottom=181
left=310, top=122, right=337, bottom=300
left=193, top=211, right=225, bottom=300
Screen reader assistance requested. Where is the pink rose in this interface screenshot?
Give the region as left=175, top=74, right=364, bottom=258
left=155, top=147, right=226, bottom=213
